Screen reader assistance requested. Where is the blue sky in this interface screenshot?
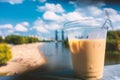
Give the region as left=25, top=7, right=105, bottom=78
left=0, top=0, right=120, bottom=39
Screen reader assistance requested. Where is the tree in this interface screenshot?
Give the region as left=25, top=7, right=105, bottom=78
left=4, top=35, right=40, bottom=44
left=27, top=37, right=39, bottom=43
left=107, top=30, right=120, bottom=51
left=0, top=36, right=3, bottom=43
left=0, top=43, right=12, bottom=65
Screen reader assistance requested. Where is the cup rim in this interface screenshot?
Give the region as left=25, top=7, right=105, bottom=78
left=64, top=19, right=108, bottom=31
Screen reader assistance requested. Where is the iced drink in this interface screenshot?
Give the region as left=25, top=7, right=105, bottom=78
left=69, top=39, right=106, bottom=79
left=64, top=19, right=108, bottom=79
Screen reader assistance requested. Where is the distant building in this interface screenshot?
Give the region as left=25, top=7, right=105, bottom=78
left=61, top=30, right=64, bottom=41
left=55, top=30, right=58, bottom=41
left=55, top=30, right=65, bottom=41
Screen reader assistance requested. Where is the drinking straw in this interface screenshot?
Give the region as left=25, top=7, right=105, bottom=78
left=102, top=10, right=113, bottom=30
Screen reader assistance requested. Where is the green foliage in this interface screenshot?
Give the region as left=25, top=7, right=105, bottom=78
left=106, top=39, right=118, bottom=51
left=5, top=35, right=26, bottom=44
left=0, top=36, right=3, bottom=43
left=107, top=30, right=120, bottom=40
left=106, top=51, right=120, bottom=55
left=0, top=43, right=12, bottom=64
left=63, top=38, right=69, bottom=48
left=107, top=30, right=120, bottom=51
left=4, top=35, right=40, bottom=44
left=27, top=37, right=40, bottom=43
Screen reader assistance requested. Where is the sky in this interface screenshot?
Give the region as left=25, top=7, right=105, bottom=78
left=0, top=0, right=120, bottom=39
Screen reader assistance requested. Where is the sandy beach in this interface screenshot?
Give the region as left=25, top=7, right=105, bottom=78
left=0, top=43, right=46, bottom=76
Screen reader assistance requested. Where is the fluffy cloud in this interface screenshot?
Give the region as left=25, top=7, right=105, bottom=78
left=7, top=29, right=14, bottom=34
left=43, top=11, right=64, bottom=22
left=46, top=23, right=62, bottom=30
left=37, top=3, right=65, bottom=13
left=44, top=4, right=120, bottom=30
left=0, top=24, right=13, bottom=29
left=39, top=2, right=120, bottom=31
left=0, top=22, right=30, bottom=36
left=0, top=22, right=29, bottom=33
left=15, top=24, right=27, bottom=32
left=21, top=22, right=29, bottom=26
left=32, top=18, right=49, bottom=33
left=15, top=22, right=29, bottom=32
left=103, top=8, right=120, bottom=23
left=104, top=8, right=118, bottom=15
left=32, top=17, right=63, bottom=33
left=99, top=8, right=120, bottom=30
left=75, top=6, right=104, bottom=18
left=69, top=1, right=75, bottom=5
left=0, top=24, right=14, bottom=36
left=112, top=15, right=120, bottom=23
left=0, top=0, right=24, bottom=4
left=62, top=11, right=86, bottom=21
left=87, top=6, right=103, bottom=16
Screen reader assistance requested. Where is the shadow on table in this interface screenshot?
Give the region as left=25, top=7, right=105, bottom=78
left=11, top=66, right=81, bottom=80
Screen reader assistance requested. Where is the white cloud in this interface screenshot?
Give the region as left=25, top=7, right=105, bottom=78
left=46, top=23, right=62, bottom=30
left=15, top=24, right=28, bottom=32
left=75, top=6, right=104, bottom=18
left=62, top=11, right=86, bottom=21
left=7, top=29, right=14, bottom=33
left=0, top=0, right=24, bottom=4
left=74, top=6, right=120, bottom=30
left=0, top=24, right=13, bottom=29
left=103, top=8, right=120, bottom=23
left=0, top=22, right=30, bottom=36
left=15, top=22, right=29, bottom=32
left=104, top=8, right=118, bottom=15
left=21, top=22, right=29, bottom=26
left=0, top=24, right=14, bottom=36
left=43, top=11, right=63, bottom=21
left=37, top=3, right=65, bottom=13
left=87, top=6, right=103, bottom=16
left=87, top=7, right=120, bottom=30
left=39, top=3, right=120, bottom=31
left=34, top=26, right=48, bottom=33
left=111, top=15, right=120, bottom=23
left=32, top=18, right=49, bottom=33
left=32, top=17, right=63, bottom=33
left=69, top=1, right=75, bottom=5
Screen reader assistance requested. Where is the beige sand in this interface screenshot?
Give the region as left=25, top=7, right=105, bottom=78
left=0, top=43, right=46, bottom=76
left=69, top=39, right=106, bottom=79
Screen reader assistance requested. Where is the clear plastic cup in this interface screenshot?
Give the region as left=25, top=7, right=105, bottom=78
left=64, top=19, right=108, bottom=80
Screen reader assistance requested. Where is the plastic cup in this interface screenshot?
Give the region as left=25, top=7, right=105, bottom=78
left=64, top=19, right=108, bottom=80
